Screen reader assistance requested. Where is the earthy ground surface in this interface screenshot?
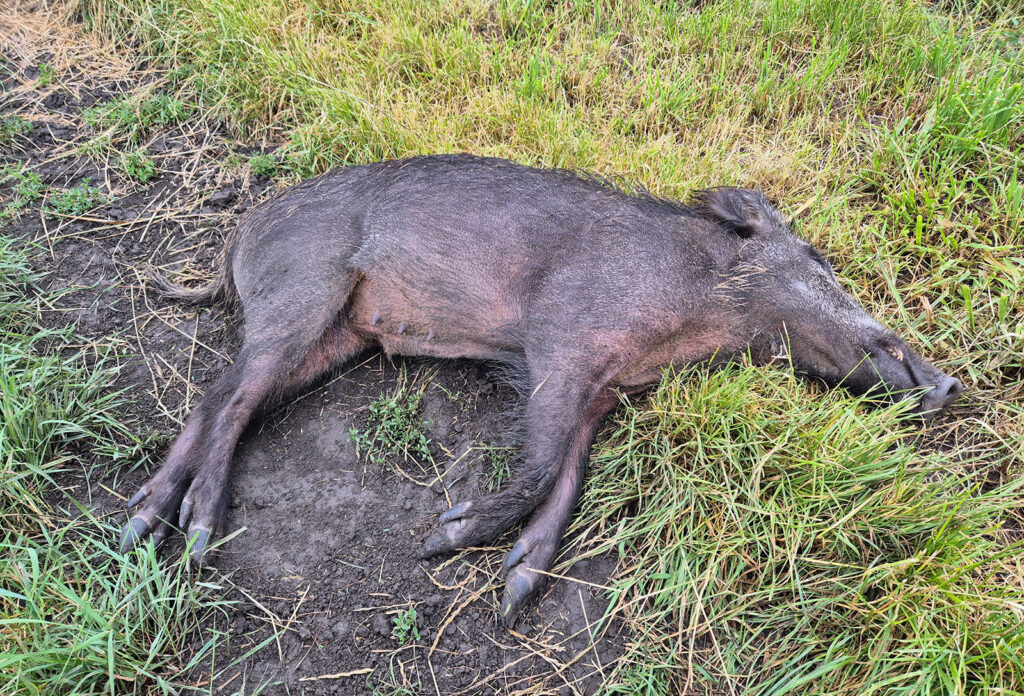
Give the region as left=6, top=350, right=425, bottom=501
left=2, top=7, right=626, bottom=694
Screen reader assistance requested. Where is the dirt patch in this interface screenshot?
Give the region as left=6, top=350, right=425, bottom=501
left=2, top=5, right=626, bottom=695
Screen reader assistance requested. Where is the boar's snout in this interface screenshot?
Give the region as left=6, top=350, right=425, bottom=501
left=912, top=368, right=963, bottom=418
left=856, top=336, right=963, bottom=420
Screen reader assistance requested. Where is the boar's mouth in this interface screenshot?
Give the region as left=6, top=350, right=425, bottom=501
left=761, top=327, right=963, bottom=420
left=848, top=340, right=964, bottom=420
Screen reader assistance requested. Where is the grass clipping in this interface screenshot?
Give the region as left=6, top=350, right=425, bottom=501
left=574, top=365, right=1024, bottom=695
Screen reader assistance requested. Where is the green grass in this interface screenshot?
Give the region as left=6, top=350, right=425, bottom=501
left=83, top=90, right=191, bottom=145
left=481, top=443, right=514, bottom=492
left=247, top=152, right=278, bottom=177
left=349, top=373, right=433, bottom=468
left=0, top=234, right=235, bottom=694
left=574, top=364, right=1023, bottom=694
left=53, top=0, right=1024, bottom=692
left=0, top=115, right=33, bottom=145
left=119, top=149, right=158, bottom=183
left=367, top=657, right=422, bottom=696
left=0, top=163, right=46, bottom=221
left=44, top=178, right=110, bottom=217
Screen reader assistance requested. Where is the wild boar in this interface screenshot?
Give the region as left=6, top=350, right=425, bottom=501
left=120, top=154, right=963, bottom=626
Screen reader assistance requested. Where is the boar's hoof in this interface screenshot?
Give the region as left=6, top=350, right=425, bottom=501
left=421, top=501, right=475, bottom=557
left=501, top=565, right=542, bottom=629
left=126, top=486, right=149, bottom=508
left=178, top=499, right=193, bottom=528
left=187, top=527, right=213, bottom=565
left=501, top=535, right=559, bottom=628
left=438, top=500, right=473, bottom=523
left=118, top=516, right=151, bottom=554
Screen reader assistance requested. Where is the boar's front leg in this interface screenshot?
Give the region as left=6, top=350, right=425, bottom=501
left=500, top=390, right=618, bottom=626
left=422, top=359, right=617, bottom=561
left=422, top=368, right=594, bottom=554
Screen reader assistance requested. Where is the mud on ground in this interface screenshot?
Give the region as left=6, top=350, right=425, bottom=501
left=1, top=5, right=626, bottom=694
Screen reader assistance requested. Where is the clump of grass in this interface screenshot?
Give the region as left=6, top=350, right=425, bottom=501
left=248, top=152, right=278, bottom=177
left=481, top=444, right=514, bottom=492
left=366, top=656, right=422, bottom=696
left=0, top=115, right=33, bottom=144
left=83, top=91, right=191, bottom=144
left=0, top=163, right=45, bottom=220
left=349, top=376, right=432, bottom=467
left=120, top=149, right=158, bottom=183
left=390, top=605, right=420, bottom=645
left=44, top=178, right=109, bottom=217
left=76, top=133, right=113, bottom=159
left=574, top=363, right=1024, bottom=694
left=0, top=234, right=232, bottom=694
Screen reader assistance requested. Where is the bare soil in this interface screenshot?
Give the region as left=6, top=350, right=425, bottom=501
left=2, top=6, right=626, bottom=694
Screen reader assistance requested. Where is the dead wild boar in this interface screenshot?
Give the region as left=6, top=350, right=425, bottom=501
left=120, top=154, right=963, bottom=626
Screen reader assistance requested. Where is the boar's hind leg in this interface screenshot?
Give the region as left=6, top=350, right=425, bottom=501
left=120, top=310, right=365, bottom=561
left=421, top=367, right=604, bottom=557
left=500, top=391, right=618, bottom=626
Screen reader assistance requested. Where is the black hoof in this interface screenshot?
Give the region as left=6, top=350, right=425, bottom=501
left=501, top=572, right=534, bottom=629
left=178, top=499, right=193, bottom=528
left=421, top=528, right=453, bottom=558
left=127, top=487, right=149, bottom=508
left=187, top=527, right=211, bottom=564
left=421, top=501, right=476, bottom=557
left=438, top=501, right=472, bottom=523
left=119, top=517, right=150, bottom=553
left=504, top=539, right=527, bottom=570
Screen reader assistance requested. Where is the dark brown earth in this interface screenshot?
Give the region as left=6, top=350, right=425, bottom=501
left=2, top=7, right=626, bottom=694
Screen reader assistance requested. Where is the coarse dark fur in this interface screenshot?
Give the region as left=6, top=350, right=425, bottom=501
left=120, top=154, right=963, bottom=627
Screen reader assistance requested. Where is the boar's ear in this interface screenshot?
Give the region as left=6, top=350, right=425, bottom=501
left=692, top=188, right=787, bottom=239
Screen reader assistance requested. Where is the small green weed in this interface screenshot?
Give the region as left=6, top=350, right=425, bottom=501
left=0, top=115, right=33, bottom=144
left=37, top=62, right=54, bottom=86
left=349, top=379, right=431, bottom=467
left=248, top=152, right=278, bottom=177
left=76, top=134, right=112, bottom=159
left=44, top=179, right=109, bottom=217
left=390, top=606, right=420, bottom=645
left=120, top=149, right=158, bottom=183
left=433, top=382, right=471, bottom=411
left=84, top=91, right=191, bottom=143
left=0, top=164, right=45, bottom=220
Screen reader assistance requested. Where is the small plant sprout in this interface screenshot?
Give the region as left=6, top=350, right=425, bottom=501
left=44, top=179, right=109, bottom=217
left=0, top=115, right=33, bottom=144
left=37, top=62, right=54, bottom=86
left=0, top=164, right=45, bottom=220
left=391, top=606, right=420, bottom=644
left=483, top=444, right=514, bottom=492
left=248, top=152, right=279, bottom=177
left=120, top=149, right=158, bottom=183
left=349, top=375, right=432, bottom=467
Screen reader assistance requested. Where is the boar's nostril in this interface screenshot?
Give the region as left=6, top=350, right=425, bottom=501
left=920, top=375, right=963, bottom=414
left=939, top=376, right=964, bottom=407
